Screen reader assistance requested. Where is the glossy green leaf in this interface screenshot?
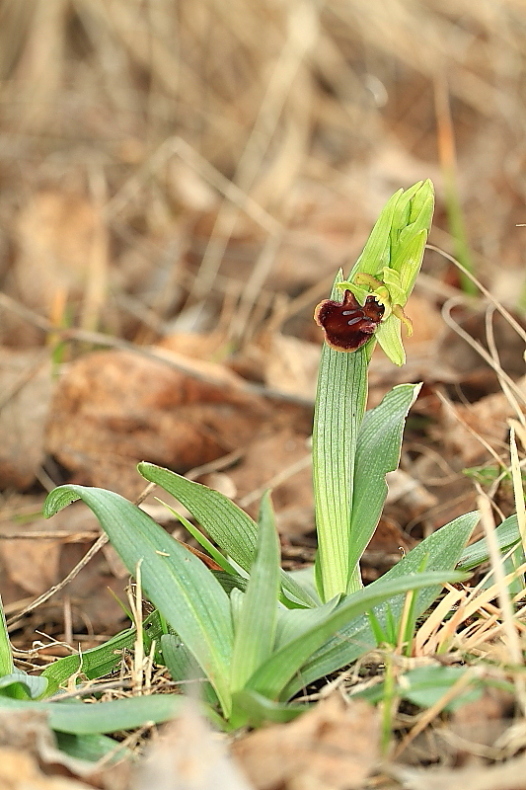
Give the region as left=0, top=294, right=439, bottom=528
left=44, top=486, right=233, bottom=715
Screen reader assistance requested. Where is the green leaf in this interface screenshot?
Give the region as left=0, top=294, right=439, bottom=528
left=398, top=666, right=481, bottom=711
left=0, top=670, right=48, bottom=700
left=160, top=633, right=218, bottom=707
left=0, top=694, right=184, bottom=734
left=341, top=181, right=434, bottom=366
left=212, top=571, right=248, bottom=595
left=160, top=633, right=192, bottom=681
left=275, top=597, right=339, bottom=650
left=348, top=383, right=421, bottom=579
left=392, top=228, right=429, bottom=298
left=285, top=566, right=320, bottom=605
left=55, top=731, right=130, bottom=763
left=159, top=500, right=239, bottom=577
left=42, top=611, right=164, bottom=695
left=282, top=510, right=478, bottom=699
left=230, top=492, right=281, bottom=692
left=358, top=666, right=484, bottom=712
left=137, top=463, right=316, bottom=608
left=44, top=486, right=233, bottom=716
left=246, top=569, right=467, bottom=701
left=313, top=272, right=369, bottom=601
left=375, top=314, right=405, bottom=367
left=232, top=688, right=310, bottom=726
left=457, top=513, right=520, bottom=570
left=349, top=190, right=403, bottom=276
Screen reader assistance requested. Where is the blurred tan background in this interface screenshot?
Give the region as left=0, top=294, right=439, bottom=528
left=1, top=0, right=525, bottom=350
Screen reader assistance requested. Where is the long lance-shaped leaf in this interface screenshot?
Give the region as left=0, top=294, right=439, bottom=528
left=348, top=383, right=421, bottom=582
left=0, top=695, right=184, bottom=734
left=44, top=486, right=234, bottom=716
left=56, top=731, right=131, bottom=763
left=274, top=597, right=339, bottom=650
left=137, top=462, right=316, bottom=608
left=349, top=189, right=402, bottom=276
left=313, top=271, right=369, bottom=602
left=281, top=510, right=478, bottom=699
left=457, top=513, right=520, bottom=570
left=246, top=569, right=467, bottom=701
left=230, top=492, right=281, bottom=692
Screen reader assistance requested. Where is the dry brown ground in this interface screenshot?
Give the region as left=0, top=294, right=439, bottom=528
left=1, top=1, right=526, bottom=787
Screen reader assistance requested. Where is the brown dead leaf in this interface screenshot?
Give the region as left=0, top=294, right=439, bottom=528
left=157, top=331, right=229, bottom=362
left=0, top=749, right=91, bottom=790
left=136, top=700, right=252, bottom=790
left=0, top=503, right=131, bottom=632
left=448, top=686, right=515, bottom=756
left=439, top=380, right=526, bottom=466
left=0, top=709, right=99, bottom=788
left=4, top=189, right=103, bottom=347
left=0, top=348, right=53, bottom=489
left=262, top=334, right=320, bottom=400
left=385, top=470, right=438, bottom=520
left=46, top=349, right=270, bottom=498
left=228, top=428, right=313, bottom=536
left=452, top=686, right=515, bottom=731
left=232, top=694, right=380, bottom=790
left=14, top=190, right=98, bottom=309
left=391, top=751, right=526, bottom=790
left=0, top=537, right=61, bottom=596
left=402, top=294, right=445, bottom=350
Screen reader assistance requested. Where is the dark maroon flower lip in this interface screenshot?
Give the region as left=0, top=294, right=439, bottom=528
left=314, top=290, right=385, bottom=352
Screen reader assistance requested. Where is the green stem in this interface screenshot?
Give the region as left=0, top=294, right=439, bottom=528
left=313, top=341, right=368, bottom=601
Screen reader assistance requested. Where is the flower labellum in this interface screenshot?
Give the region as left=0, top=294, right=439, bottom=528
left=314, top=290, right=385, bottom=352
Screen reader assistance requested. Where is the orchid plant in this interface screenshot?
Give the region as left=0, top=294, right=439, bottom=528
left=0, top=180, right=511, bottom=749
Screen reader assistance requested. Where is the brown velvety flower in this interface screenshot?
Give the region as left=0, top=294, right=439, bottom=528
left=314, top=290, right=385, bottom=352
